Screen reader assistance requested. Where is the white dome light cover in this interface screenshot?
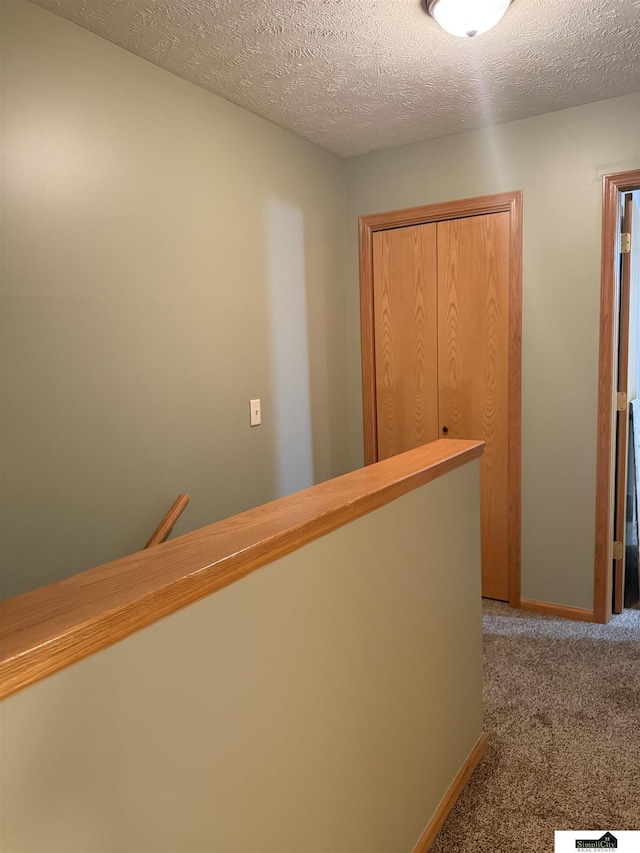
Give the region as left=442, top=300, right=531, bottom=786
left=427, top=0, right=512, bottom=38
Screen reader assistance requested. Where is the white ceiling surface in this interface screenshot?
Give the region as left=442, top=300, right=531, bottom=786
left=29, top=0, right=640, bottom=157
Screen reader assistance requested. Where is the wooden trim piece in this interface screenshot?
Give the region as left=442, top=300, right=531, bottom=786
left=595, top=175, right=621, bottom=624
left=508, top=191, right=523, bottom=608
left=360, top=191, right=522, bottom=232
left=359, top=191, right=522, bottom=604
left=359, top=216, right=378, bottom=465
left=519, top=599, right=595, bottom=623
left=594, top=170, right=640, bottom=624
left=0, top=439, right=484, bottom=702
left=412, top=733, right=488, bottom=853
left=145, top=494, right=189, bottom=549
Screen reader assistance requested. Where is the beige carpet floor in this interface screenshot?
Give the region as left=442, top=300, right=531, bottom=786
left=430, top=601, right=640, bottom=852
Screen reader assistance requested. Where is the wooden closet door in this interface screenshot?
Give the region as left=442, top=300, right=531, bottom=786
left=373, top=224, right=439, bottom=461
left=437, top=212, right=510, bottom=600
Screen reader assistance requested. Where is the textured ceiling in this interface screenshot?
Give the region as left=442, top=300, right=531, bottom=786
left=28, top=0, right=640, bottom=157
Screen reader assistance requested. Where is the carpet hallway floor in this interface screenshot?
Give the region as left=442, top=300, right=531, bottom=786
left=430, top=601, right=640, bottom=851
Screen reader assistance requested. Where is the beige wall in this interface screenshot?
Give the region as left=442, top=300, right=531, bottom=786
left=4, top=0, right=640, bottom=613
left=345, top=95, right=640, bottom=610
left=0, top=0, right=349, bottom=597
left=0, top=462, right=484, bottom=853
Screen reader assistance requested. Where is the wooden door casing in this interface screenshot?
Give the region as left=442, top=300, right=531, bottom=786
left=359, top=191, right=522, bottom=606
left=437, top=213, right=511, bottom=600
left=373, top=224, right=439, bottom=460
left=594, top=171, right=640, bottom=624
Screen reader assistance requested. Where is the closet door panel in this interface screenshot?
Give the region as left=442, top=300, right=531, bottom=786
left=437, top=212, right=510, bottom=600
left=373, top=224, right=439, bottom=461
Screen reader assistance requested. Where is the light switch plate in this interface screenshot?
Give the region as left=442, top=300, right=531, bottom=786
left=250, top=399, right=261, bottom=426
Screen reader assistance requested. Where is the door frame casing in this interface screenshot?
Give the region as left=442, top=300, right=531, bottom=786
left=359, top=190, right=523, bottom=607
left=594, top=170, right=640, bottom=624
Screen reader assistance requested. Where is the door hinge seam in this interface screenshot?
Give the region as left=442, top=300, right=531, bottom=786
left=613, top=541, right=624, bottom=560
left=617, top=391, right=627, bottom=412
left=621, top=232, right=631, bottom=254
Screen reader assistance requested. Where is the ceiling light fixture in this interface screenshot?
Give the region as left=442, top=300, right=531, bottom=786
left=426, top=0, right=512, bottom=38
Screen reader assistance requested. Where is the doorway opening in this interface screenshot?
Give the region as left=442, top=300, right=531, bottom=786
left=617, top=190, right=640, bottom=612
left=595, top=171, right=640, bottom=623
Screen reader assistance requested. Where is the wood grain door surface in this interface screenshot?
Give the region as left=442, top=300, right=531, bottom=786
left=373, top=224, right=439, bottom=461
left=371, top=212, right=511, bottom=601
left=437, top=213, right=510, bottom=601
